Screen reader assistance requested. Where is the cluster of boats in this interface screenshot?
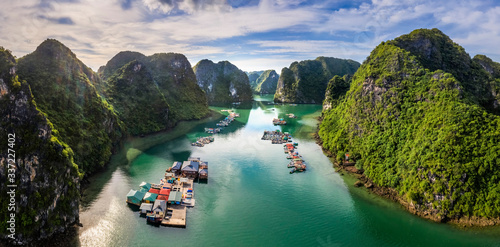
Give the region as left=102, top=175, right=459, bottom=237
left=204, top=127, right=222, bottom=134
left=191, top=136, right=214, bottom=147
left=284, top=143, right=306, bottom=174
left=261, top=130, right=306, bottom=174
left=261, top=130, right=296, bottom=145
left=126, top=157, right=207, bottom=226
left=272, top=118, right=287, bottom=125
left=126, top=180, right=193, bottom=224
left=217, top=111, right=240, bottom=127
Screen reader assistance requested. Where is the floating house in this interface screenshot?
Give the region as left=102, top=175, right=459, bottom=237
left=139, top=203, right=153, bottom=215
left=168, top=191, right=183, bottom=204
left=188, top=157, right=201, bottom=162
left=181, top=160, right=199, bottom=178
left=143, top=192, right=158, bottom=203
left=199, top=161, right=208, bottom=180
left=126, top=189, right=146, bottom=206
left=147, top=200, right=167, bottom=224
left=139, top=182, right=152, bottom=192
left=171, top=161, right=183, bottom=175
left=157, top=188, right=170, bottom=201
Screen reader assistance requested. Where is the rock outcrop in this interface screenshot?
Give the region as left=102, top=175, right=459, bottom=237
left=318, top=28, right=500, bottom=224
left=99, top=51, right=209, bottom=130
left=0, top=47, right=80, bottom=244
left=274, top=57, right=360, bottom=104
left=17, top=39, right=124, bottom=175
left=252, top=70, right=279, bottom=94
left=193, top=59, right=253, bottom=103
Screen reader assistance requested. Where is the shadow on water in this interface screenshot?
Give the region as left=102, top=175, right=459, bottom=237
left=80, top=110, right=224, bottom=208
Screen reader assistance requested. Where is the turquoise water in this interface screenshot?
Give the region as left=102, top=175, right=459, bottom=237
left=75, top=95, right=500, bottom=247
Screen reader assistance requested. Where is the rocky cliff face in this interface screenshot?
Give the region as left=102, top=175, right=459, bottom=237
left=0, top=48, right=80, bottom=244
left=17, top=39, right=125, bottom=176
left=319, top=29, right=500, bottom=224
left=274, top=57, right=360, bottom=103
left=247, top=71, right=264, bottom=88
left=102, top=60, right=170, bottom=135
left=252, top=70, right=279, bottom=94
left=193, top=59, right=253, bottom=103
left=473, top=54, right=500, bottom=109
left=99, top=52, right=209, bottom=129
left=322, top=74, right=352, bottom=111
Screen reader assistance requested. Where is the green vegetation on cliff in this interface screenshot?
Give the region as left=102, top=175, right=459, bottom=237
left=193, top=59, right=253, bottom=103
left=0, top=47, right=80, bottom=243
left=473, top=54, right=500, bottom=109
left=274, top=57, right=360, bottom=103
left=99, top=51, right=209, bottom=133
left=252, top=70, right=279, bottom=94
left=247, top=71, right=264, bottom=88
left=103, top=60, right=170, bottom=135
left=17, top=39, right=124, bottom=175
left=319, top=29, right=500, bottom=221
left=323, top=74, right=352, bottom=111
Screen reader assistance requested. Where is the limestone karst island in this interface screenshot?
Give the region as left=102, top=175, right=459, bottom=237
left=1, top=0, right=500, bottom=246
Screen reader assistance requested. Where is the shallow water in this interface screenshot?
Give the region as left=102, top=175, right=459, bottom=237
left=75, top=95, right=500, bottom=247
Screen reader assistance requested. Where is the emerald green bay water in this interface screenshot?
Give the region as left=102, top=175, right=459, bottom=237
left=74, top=95, right=500, bottom=247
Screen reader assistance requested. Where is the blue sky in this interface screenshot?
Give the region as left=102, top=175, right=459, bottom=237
left=1, top=0, right=500, bottom=73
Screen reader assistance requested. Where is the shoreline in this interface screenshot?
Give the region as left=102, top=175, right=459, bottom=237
left=313, top=117, right=500, bottom=228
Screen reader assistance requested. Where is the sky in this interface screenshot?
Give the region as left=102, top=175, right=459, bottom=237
left=1, top=0, right=500, bottom=73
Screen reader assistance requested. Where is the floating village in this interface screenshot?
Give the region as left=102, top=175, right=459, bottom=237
left=125, top=110, right=241, bottom=227
left=193, top=110, right=240, bottom=147
left=126, top=157, right=208, bottom=227
left=126, top=109, right=304, bottom=230
left=261, top=129, right=307, bottom=174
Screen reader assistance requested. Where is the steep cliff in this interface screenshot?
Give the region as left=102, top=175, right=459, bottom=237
left=0, top=48, right=80, bottom=244
left=319, top=29, right=500, bottom=224
left=103, top=60, right=170, bottom=135
left=17, top=39, right=125, bottom=176
left=253, top=70, right=279, bottom=94
left=193, top=59, right=253, bottom=103
left=99, top=52, right=209, bottom=130
left=322, top=74, right=352, bottom=111
left=473, top=55, right=500, bottom=109
left=274, top=57, right=360, bottom=103
left=247, top=71, right=264, bottom=88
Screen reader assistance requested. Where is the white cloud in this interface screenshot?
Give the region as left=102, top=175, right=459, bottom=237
left=142, top=0, right=231, bottom=14
left=1, top=0, right=500, bottom=73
